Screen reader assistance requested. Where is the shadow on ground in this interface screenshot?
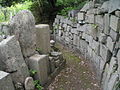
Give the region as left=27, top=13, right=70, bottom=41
left=47, top=43, right=101, bottom=90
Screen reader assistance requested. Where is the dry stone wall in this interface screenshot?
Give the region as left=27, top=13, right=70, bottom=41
left=53, top=0, right=120, bottom=90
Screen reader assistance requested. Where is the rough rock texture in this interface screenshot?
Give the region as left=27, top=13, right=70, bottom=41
left=53, top=0, right=120, bottom=90
left=24, top=77, right=35, bottom=90
left=35, top=24, right=50, bottom=54
left=28, top=54, right=48, bottom=85
left=9, top=10, right=36, bottom=57
left=0, top=36, right=29, bottom=87
left=0, top=71, right=15, bottom=90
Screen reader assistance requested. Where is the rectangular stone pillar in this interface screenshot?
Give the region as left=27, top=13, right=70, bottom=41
left=35, top=24, right=51, bottom=54
left=0, top=71, right=15, bottom=90
left=28, top=54, right=48, bottom=85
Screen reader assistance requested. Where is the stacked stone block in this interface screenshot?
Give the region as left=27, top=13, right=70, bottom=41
left=53, top=0, right=120, bottom=90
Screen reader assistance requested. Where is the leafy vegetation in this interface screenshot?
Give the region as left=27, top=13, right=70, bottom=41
left=29, top=69, right=43, bottom=90
left=29, top=69, right=37, bottom=77
left=56, top=0, right=87, bottom=16
left=0, top=1, right=32, bottom=22
left=0, top=0, right=87, bottom=24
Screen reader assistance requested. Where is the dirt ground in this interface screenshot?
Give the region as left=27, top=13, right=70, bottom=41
left=47, top=43, right=101, bottom=90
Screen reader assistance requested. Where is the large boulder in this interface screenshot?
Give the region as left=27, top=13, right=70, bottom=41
left=9, top=10, right=36, bottom=57
left=0, top=36, right=29, bottom=89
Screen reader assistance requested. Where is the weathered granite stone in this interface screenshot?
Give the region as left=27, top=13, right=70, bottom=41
left=2, top=25, right=10, bottom=36
left=77, top=12, right=85, bottom=21
left=117, top=50, right=120, bottom=62
left=104, top=14, right=110, bottom=35
left=80, top=1, right=94, bottom=12
left=86, top=14, right=95, bottom=24
left=71, top=28, right=78, bottom=35
left=87, top=46, right=93, bottom=58
left=58, top=30, right=62, bottom=37
left=15, top=82, right=24, bottom=90
left=73, top=34, right=77, bottom=46
left=66, top=19, right=73, bottom=26
left=88, top=35, right=93, bottom=48
left=24, top=77, right=35, bottom=90
left=9, top=10, right=36, bottom=57
left=99, top=33, right=107, bottom=44
left=109, top=29, right=119, bottom=42
left=79, top=39, right=88, bottom=57
left=54, top=18, right=59, bottom=24
left=91, top=40, right=100, bottom=55
left=55, top=59, right=61, bottom=67
left=49, top=57, right=55, bottom=73
left=102, top=63, right=109, bottom=88
left=63, top=24, right=67, bottom=30
left=85, top=33, right=90, bottom=43
left=50, top=52, right=63, bottom=60
left=117, top=50, right=120, bottom=78
left=28, top=54, right=48, bottom=85
left=100, top=1, right=109, bottom=13
left=105, top=57, right=118, bottom=87
left=56, top=15, right=63, bottom=20
left=77, top=24, right=86, bottom=32
left=115, top=10, right=120, bottom=17
left=0, top=71, right=15, bottom=90
left=65, top=36, right=70, bottom=42
left=68, top=10, right=79, bottom=18
left=35, top=24, right=50, bottom=54
left=95, top=15, right=104, bottom=29
left=0, top=35, right=4, bottom=42
left=106, top=36, right=115, bottom=52
left=110, top=15, right=120, bottom=32
left=92, top=53, right=100, bottom=71
left=100, top=44, right=112, bottom=62
left=90, top=25, right=98, bottom=40
left=100, top=59, right=105, bottom=74
left=109, top=0, right=120, bottom=13
left=113, top=41, right=119, bottom=57
left=0, top=36, right=29, bottom=84
left=82, top=32, right=86, bottom=40
left=107, top=72, right=119, bottom=90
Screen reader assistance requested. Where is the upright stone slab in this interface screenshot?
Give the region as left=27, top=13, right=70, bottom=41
left=100, top=44, right=112, bottom=62
left=95, top=15, right=104, bottom=29
left=107, top=72, right=119, bottom=90
left=9, top=10, right=36, bottom=57
left=80, top=1, right=94, bottom=12
left=0, top=36, right=29, bottom=85
left=86, top=14, right=95, bottom=24
left=24, top=77, right=35, bottom=90
left=77, top=12, right=85, bottom=21
left=110, top=15, right=120, bottom=32
left=109, top=29, right=119, bottom=42
left=117, top=50, right=120, bottom=78
left=35, top=24, right=50, bottom=54
left=104, top=14, right=110, bottom=35
left=106, top=36, right=115, bottom=52
left=0, top=71, right=15, bottom=90
left=28, top=54, right=48, bottom=85
left=99, top=33, right=107, bottom=44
